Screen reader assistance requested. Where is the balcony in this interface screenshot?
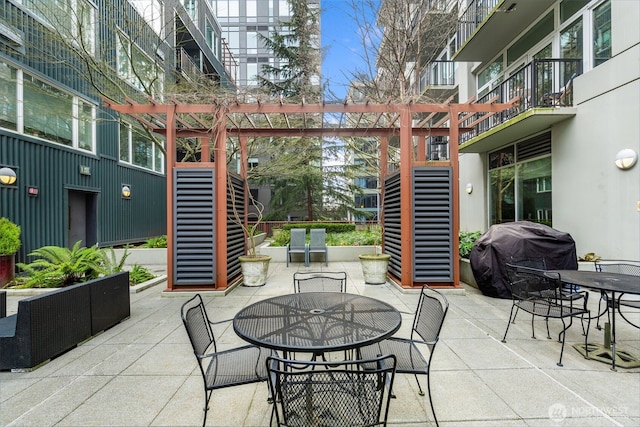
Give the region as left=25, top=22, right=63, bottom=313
left=455, top=0, right=555, bottom=62
left=459, top=58, right=582, bottom=153
left=418, top=60, right=456, bottom=98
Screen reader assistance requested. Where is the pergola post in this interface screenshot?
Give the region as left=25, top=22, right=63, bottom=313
left=399, top=106, right=413, bottom=287
left=449, top=105, right=461, bottom=288
left=165, top=104, right=176, bottom=290
left=214, top=109, right=228, bottom=289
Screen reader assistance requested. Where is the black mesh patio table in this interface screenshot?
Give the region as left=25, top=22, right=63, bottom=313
left=233, top=292, right=402, bottom=357
left=549, top=269, right=640, bottom=370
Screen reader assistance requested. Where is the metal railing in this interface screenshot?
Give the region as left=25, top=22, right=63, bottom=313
left=177, top=48, right=202, bottom=83
left=459, top=58, right=582, bottom=144
left=419, top=60, right=456, bottom=91
left=457, top=0, right=501, bottom=49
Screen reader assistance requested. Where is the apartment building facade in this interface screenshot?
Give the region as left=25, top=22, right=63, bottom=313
left=0, top=0, right=233, bottom=261
left=452, top=0, right=638, bottom=260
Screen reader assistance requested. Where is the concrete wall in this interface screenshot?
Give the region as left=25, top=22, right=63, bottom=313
left=459, top=152, right=488, bottom=233
left=552, top=41, right=640, bottom=259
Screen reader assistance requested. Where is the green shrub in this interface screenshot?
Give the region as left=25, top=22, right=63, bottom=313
left=281, top=223, right=356, bottom=233
left=459, top=231, right=482, bottom=258
left=141, top=235, right=167, bottom=248
left=14, top=241, right=130, bottom=288
left=129, top=264, right=155, bottom=285
left=0, top=217, right=21, bottom=255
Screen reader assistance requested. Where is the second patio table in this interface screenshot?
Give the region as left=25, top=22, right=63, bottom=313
left=233, top=292, right=402, bottom=357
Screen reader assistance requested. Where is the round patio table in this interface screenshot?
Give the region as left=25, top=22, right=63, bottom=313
left=233, top=292, right=402, bottom=357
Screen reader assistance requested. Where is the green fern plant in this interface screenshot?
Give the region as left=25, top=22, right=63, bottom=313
left=101, top=247, right=130, bottom=274
left=16, top=241, right=107, bottom=288
left=128, top=264, right=155, bottom=285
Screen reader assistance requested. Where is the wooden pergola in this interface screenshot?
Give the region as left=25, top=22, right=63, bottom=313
left=106, top=97, right=514, bottom=291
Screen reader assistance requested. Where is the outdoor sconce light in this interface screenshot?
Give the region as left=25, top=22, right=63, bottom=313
left=122, top=185, right=131, bottom=199
left=465, top=183, right=473, bottom=194
left=0, top=167, right=17, bottom=185
left=614, top=149, right=638, bottom=170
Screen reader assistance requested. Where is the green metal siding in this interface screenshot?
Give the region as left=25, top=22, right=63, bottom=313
left=0, top=129, right=166, bottom=263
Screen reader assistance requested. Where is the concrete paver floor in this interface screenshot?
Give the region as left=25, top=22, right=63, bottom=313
left=1, top=261, right=638, bottom=426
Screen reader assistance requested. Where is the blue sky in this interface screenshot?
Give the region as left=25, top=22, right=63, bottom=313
left=321, top=0, right=379, bottom=100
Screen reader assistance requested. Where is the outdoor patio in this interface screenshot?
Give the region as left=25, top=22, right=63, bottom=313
left=1, top=260, right=638, bottom=426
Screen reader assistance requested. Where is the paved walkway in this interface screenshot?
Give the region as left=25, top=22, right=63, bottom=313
left=1, top=261, right=639, bottom=426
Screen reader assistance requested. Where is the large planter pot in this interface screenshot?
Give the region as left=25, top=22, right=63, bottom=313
left=239, top=255, right=271, bottom=287
left=359, top=254, right=390, bottom=285
left=0, top=254, right=15, bottom=288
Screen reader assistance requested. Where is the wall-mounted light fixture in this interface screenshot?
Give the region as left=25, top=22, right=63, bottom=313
left=615, top=149, right=638, bottom=170
left=0, top=167, right=17, bottom=185
left=465, top=183, right=473, bottom=194
left=122, top=185, right=131, bottom=199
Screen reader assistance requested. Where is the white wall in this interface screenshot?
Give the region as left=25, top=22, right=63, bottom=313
left=552, top=40, right=640, bottom=260
left=459, top=153, right=487, bottom=233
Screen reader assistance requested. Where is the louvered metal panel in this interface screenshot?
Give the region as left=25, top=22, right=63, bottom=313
left=173, top=168, right=215, bottom=285
left=516, top=132, right=551, bottom=161
left=413, top=168, right=453, bottom=282
left=227, top=173, right=245, bottom=282
left=383, top=172, right=402, bottom=278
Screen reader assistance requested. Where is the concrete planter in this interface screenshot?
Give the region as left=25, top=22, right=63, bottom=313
left=113, top=248, right=166, bottom=267
left=359, top=254, right=390, bottom=284
left=459, top=257, right=478, bottom=289
left=239, top=255, right=271, bottom=287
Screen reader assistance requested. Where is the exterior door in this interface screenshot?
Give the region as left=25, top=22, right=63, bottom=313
left=68, top=190, right=97, bottom=248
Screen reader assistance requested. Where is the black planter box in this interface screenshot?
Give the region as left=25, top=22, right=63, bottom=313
left=0, top=272, right=130, bottom=371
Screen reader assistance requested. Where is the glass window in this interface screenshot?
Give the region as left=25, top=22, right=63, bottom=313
left=119, top=122, right=131, bottom=162
left=560, top=0, right=589, bottom=24
left=183, top=0, right=197, bottom=20
left=247, top=31, right=258, bottom=54
left=560, top=17, right=583, bottom=59
left=593, top=0, right=611, bottom=67
left=120, top=121, right=164, bottom=173
left=78, top=0, right=96, bottom=54
left=477, top=55, right=503, bottom=97
left=517, top=157, right=552, bottom=225
left=77, top=100, right=94, bottom=152
left=489, top=146, right=551, bottom=226
left=246, top=63, right=258, bottom=86
left=23, top=74, right=73, bottom=146
left=0, top=63, right=17, bottom=131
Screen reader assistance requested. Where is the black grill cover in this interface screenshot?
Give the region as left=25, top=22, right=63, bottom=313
left=469, top=221, right=578, bottom=298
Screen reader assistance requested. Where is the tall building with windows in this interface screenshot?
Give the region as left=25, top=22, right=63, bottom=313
left=383, top=0, right=638, bottom=259
left=212, top=0, right=320, bottom=88
left=0, top=0, right=233, bottom=261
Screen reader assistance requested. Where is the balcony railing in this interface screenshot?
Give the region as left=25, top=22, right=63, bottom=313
left=222, top=38, right=238, bottom=85
left=457, top=0, right=501, bottom=49
left=419, top=60, right=456, bottom=91
left=176, top=48, right=202, bottom=83
left=459, top=58, right=582, bottom=144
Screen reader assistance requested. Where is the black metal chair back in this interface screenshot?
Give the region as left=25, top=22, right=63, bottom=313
left=412, top=286, right=449, bottom=353
left=293, top=271, right=347, bottom=293
left=267, top=354, right=396, bottom=427
left=181, top=294, right=270, bottom=427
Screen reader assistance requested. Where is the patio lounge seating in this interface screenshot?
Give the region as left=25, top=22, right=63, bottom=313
left=181, top=294, right=271, bottom=427
left=357, top=285, right=448, bottom=427
left=502, top=264, right=591, bottom=367
left=286, top=228, right=308, bottom=267
left=293, top=271, right=346, bottom=293
left=308, top=228, right=328, bottom=266
left=266, top=354, right=396, bottom=427
left=595, top=262, right=640, bottom=329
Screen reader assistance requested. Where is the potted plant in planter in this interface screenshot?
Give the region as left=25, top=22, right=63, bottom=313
left=230, top=175, right=271, bottom=287
left=358, top=224, right=390, bottom=284
left=0, top=217, right=21, bottom=287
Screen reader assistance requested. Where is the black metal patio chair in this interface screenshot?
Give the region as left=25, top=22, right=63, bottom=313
left=502, top=264, right=591, bottom=367
left=357, top=285, right=448, bottom=427
left=181, top=294, right=271, bottom=427
left=266, top=354, right=396, bottom=427
left=595, top=262, right=640, bottom=329
left=293, top=271, right=347, bottom=293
